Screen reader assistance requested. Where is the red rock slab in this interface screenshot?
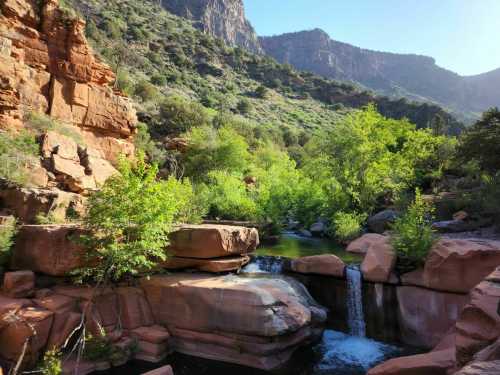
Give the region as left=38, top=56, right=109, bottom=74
left=347, top=233, right=388, bottom=254
left=2, top=270, right=35, bottom=298
left=453, top=361, right=500, bottom=375
left=290, top=254, right=345, bottom=277
left=130, top=325, right=170, bottom=344
left=161, top=255, right=250, bottom=273
left=360, top=236, right=396, bottom=283
left=167, top=224, right=259, bottom=259
left=141, top=365, right=174, bottom=375
left=116, top=287, right=154, bottom=330
left=367, top=349, right=455, bottom=375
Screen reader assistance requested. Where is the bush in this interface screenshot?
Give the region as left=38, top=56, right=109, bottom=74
left=134, top=80, right=159, bottom=102
left=115, top=70, right=134, bottom=96
left=134, top=122, right=167, bottom=166
left=37, top=349, right=62, bottom=375
left=158, top=96, right=209, bottom=135
left=255, top=85, right=269, bottom=99
left=151, top=73, right=168, bottom=86
left=0, top=130, right=38, bottom=185
left=0, top=217, right=16, bottom=266
left=391, top=189, right=437, bottom=272
left=83, top=333, right=112, bottom=361
left=331, top=212, right=366, bottom=243
left=75, top=154, right=202, bottom=283
left=237, top=98, right=253, bottom=114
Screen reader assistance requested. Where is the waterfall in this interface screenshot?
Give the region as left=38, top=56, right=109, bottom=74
left=241, top=256, right=284, bottom=274
left=346, top=266, right=366, bottom=337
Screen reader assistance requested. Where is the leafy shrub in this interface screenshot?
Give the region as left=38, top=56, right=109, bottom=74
left=255, top=85, right=269, bottom=99
left=0, top=217, right=17, bottom=267
left=151, top=73, right=168, bottom=86
left=134, top=80, right=159, bottom=102
left=37, top=349, right=62, bottom=375
left=115, top=70, right=134, bottom=96
left=83, top=333, right=112, bottom=361
left=0, top=130, right=38, bottom=185
left=237, top=98, right=253, bottom=114
left=391, top=189, right=437, bottom=271
left=75, top=154, right=202, bottom=283
left=331, top=212, right=366, bottom=243
left=158, top=95, right=210, bottom=135
left=134, top=122, right=167, bottom=166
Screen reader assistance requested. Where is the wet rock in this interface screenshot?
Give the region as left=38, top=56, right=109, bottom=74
left=453, top=361, right=500, bottom=375
left=142, top=365, right=174, bottom=375
left=161, top=255, right=250, bottom=273
left=432, top=220, right=472, bottom=233
left=167, top=224, right=259, bottom=259
left=368, top=209, right=398, bottom=233
left=309, top=222, right=326, bottom=236
left=290, top=255, right=345, bottom=277
left=11, top=225, right=87, bottom=276
left=368, top=349, right=455, bottom=375
left=397, top=286, right=469, bottom=348
left=141, top=274, right=326, bottom=370
left=2, top=270, right=35, bottom=298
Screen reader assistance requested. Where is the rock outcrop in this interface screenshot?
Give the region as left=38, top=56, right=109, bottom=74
left=0, top=0, right=136, bottom=194
left=141, top=273, right=326, bottom=370
left=290, top=254, right=345, bottom=277
left=162, top=0, right=262, bottom=54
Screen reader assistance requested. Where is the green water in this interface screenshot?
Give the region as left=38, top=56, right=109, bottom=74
left=256, top=232, right=362, bottom=264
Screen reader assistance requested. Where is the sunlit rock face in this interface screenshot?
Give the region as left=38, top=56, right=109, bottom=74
left=161, top=0, right=263, bottom=54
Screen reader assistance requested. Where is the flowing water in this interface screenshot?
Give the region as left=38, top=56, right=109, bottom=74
left=345, top=266, right=366, bottom=337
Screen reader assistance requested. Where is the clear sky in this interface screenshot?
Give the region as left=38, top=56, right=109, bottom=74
left=243, top=0, right=500, bottom=76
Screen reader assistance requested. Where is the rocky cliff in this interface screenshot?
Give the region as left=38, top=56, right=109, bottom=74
left=0, top=0, right=137, bottom=193
left=162, top=0, right=262, bottom=54
left=260, top=29, right=500, bottom=116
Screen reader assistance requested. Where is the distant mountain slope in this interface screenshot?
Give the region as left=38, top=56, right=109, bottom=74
left=260, top=29, right=500, bottom=118
left=161, top=0, right=262, bottom=54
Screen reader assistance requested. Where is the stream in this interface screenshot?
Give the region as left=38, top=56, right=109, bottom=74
left=110, top=233, right=412, bottom=375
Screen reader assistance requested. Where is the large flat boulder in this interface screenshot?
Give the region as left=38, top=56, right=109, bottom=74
left=290, top=255, right=345, bottom=277
left=453, top=361, right=500, bottom=375
left=167, top=224, right=259, bottom=259
left=347, top=233, right=388, bottom=255
left=397, top=286, right=469, bottom=348
left=140, top=274, right=326, bottom=370
left=161, top=255, right=250, bottom=273
left=455, top=267, right=500, bottom=367
left=11, top=225, right=87, bottom=276
left=423, top=239, right=500, bottom=293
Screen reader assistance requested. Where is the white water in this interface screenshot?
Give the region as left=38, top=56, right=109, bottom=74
left=314, top=330, right=401, bottom=374
left=346, top=266, right=366, bottom=337
left=241, top=256, right=284, bottom=274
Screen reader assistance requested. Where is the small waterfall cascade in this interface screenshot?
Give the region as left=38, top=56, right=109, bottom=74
left=241, top=255, right=284, bottom=274
left=346, top=266, right=366, bottom=337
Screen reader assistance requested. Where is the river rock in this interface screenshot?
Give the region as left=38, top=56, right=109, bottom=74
left=397, top=286, right=469, bottom=348
left=167, top=224, right=259, bottom=259
left=309, top=222, right=326, bottom=236
left=347, top=233, right=388, bottom=254
left=367, top=349, right=455, bottom=375
left=290, top=255, right=345, bottom=277
left=423, top=239, right=500, bottom=293
left=161, top=255, right=250, bottom=273
left=11, top=225, right=87, bottom=276
left=455, top=267, right=500, bottom=366
left=360, top=236, right=396, bottom=283
left=432, top=220, right=472, bottom=233
left=367, top=209, right=398, bottom=233
left=140, top=274, right=326, bottom=370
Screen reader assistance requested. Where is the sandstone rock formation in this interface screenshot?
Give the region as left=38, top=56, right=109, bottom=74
left=347, top=233, right=388, bottom=254
left=141, top=273, right=326, bottom=370
left=0, top=0, right=136, bottom=195
left=360, top=235, right=396, bottom=283
left=162, top=0, right=262, bottom=54
left=290, top=254, right=345, bottom=277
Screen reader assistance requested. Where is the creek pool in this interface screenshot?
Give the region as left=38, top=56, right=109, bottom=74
left=256, top=231, right=362, bottom=264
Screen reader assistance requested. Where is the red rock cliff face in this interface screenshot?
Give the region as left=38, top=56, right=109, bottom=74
left=0, top=0, right=137, bottom=162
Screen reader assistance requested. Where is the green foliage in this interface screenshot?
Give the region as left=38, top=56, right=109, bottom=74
left=255, top=85, right=270, bottom=99
left=115, top=70, right=134, bottom=96
left=458, top=107, right=500, bottom=173
left=134, top=79, right=159, bottom=102
left=75, top=154, right=202, bottom=282
left=0, top=130, right=38, bottom=185
left=237, top=98, right=253, bottom=114
left=158, top=96, right=210, bottom=135
left=0, top=217, right=17, bottom=267
left=26, top=112, right=84, bottom=144
left=392, top=189, right=437, bottom=271
left=331, top=212, right=367, bottom=243
left=35, top=212, right=63, bottom=225
left=83, top=333, right=112, bottom=361
left=134, top=122, right=167, bottom=165
left=37, top=349, right=62, bottom=375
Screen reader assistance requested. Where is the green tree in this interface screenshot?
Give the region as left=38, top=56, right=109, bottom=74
left=158, top=95, right=209, bottom=135
left=458, top=108, right=500, bottom=173
left=75, top=154, right=201, bottom=283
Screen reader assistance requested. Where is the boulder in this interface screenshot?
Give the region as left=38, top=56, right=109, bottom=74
left=453, top=361, right=500, bottom=375
left=432, top=220, right=472, bottom=233
left=130, top=325, right=170, bottom=344
left=367, top=209, right=398, bottom=234
left=41, top=131, right=79, bottom=161
left=423, top=239, right=500, bottom=293
left=161, top=255, right=250, bottom=273
left=367, top=349, right=455, bottom=375
left=167, top=224, right=259, bottom=259
left=347, top=233, right=388, bottom=254
left=140, top=274, right=326, bottom=370
left=11, top=225, right=87, bottom=276
left=455, top=267, right=500, bottom=366
left=290, top=255, right=345, bottom=277
left=142, top=365, right=174, bottom=375
left=298, top=229, right=312, bottom=237
left=115, top=287, right=154, bottom=330
left=360, top=236, right=396, bottom=283
left=2, top=270, right=35, bottom=298
left=309, top=222, right=326, bottom=236
left=397, top=286, right=469, bottom=348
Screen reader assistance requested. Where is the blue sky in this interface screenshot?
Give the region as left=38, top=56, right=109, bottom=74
left=243, top=0, right=500, bottom=76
